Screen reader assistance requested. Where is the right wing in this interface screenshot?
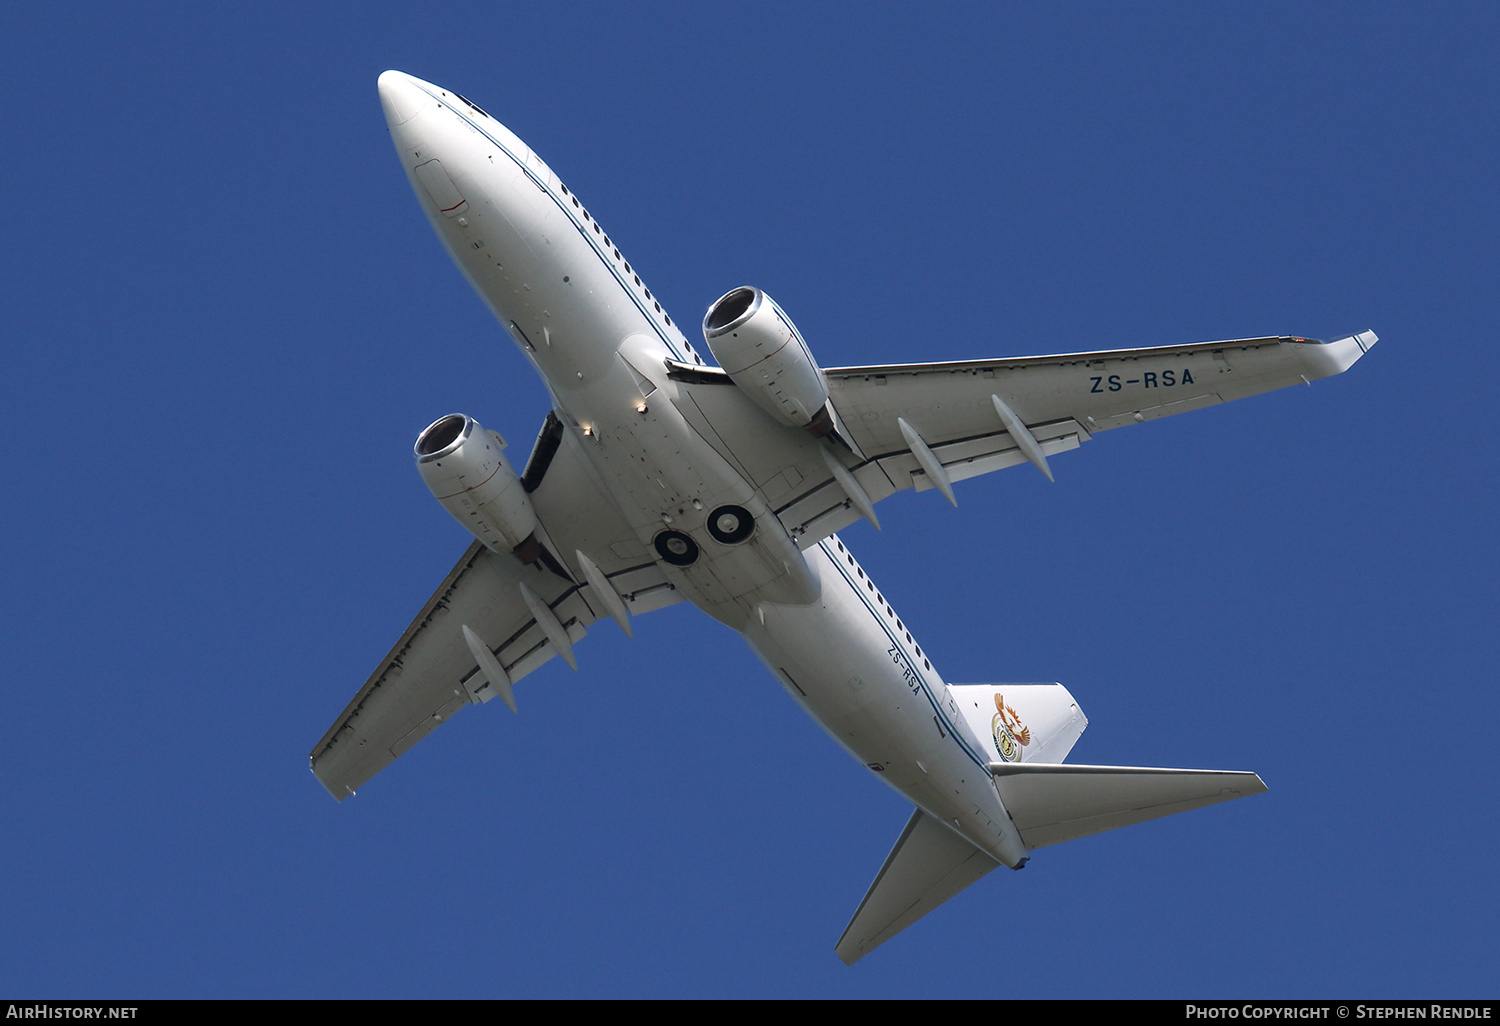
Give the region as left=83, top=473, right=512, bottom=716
left=669, top=331, right=1376, bottom=548
left=310, top=417, right=680, bottom=800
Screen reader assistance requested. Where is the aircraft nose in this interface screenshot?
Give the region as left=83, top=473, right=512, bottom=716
left=378, top=70, right=433, bottom=127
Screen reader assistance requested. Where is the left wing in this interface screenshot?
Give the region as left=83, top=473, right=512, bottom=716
left=311, top=415, right=681, bottom=800
left=669, top=331, right=1376, bottom=547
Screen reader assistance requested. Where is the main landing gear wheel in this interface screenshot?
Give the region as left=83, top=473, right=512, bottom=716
left=653, top=530, right=700, bottom=566
left=706, top=504, right=755, bottom=545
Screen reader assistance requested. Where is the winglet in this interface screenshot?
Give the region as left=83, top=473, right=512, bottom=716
left=1300, top=330, right=1378, bottom=380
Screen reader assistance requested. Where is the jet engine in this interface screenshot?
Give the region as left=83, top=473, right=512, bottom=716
left=702, top=287, right=830, bottom=430
left=414, top=413, right=541, bottom=561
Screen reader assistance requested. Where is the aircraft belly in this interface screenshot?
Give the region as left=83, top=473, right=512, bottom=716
left=576, top=374, right=820, bottom=625
left=390, top=96, right=822, bottom=622
left=741, top=541, right=1028, bottom=866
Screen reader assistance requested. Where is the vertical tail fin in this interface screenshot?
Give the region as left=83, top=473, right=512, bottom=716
left=948, top=682, right=1088, bottom=765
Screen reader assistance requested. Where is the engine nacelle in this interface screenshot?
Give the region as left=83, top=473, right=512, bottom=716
left=415, top=414, right=539, bottom=558
left=702, top=287, right=829, bottom=429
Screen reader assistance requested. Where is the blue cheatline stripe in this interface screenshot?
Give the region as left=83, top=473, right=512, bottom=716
left=419, top=84, right=690, bottom=363
left=814, top=538, right=989, bottom=771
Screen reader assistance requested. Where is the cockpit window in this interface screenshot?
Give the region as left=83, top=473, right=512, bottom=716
left=454, top=93, right=489, bottom=119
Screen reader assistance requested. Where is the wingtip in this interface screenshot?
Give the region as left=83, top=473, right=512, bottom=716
left=1301, top=329, right=1378, bottom=379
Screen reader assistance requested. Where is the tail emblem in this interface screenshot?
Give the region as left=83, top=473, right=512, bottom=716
left=991, top=693, right=1032, bottom=762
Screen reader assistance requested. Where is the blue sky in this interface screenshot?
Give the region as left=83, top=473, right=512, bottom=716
left=2, top=2, right=1496, bottom=998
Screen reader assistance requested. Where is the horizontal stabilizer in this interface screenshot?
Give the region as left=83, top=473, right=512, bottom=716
left=835, top=808, right=1001, bottom=966
left=990, top=763, right=1267, bottom=850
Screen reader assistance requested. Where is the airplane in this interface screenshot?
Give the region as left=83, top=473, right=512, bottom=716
left=311, top=70, right=1377, bottom=965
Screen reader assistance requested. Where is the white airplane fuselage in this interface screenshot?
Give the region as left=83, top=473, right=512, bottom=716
left=378, top=72, right=1028, bottom=866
